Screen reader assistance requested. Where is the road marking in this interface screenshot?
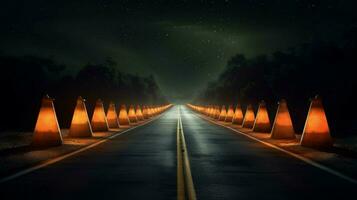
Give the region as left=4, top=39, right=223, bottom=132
left=177, top=107, right=185, bottom=200
left=0, top=113, right=165, bottom=183
left=177, top=106, right=197, bottom=200
left=188, top=107, right=357, bottom=185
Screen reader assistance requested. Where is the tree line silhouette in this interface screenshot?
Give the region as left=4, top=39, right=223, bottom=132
left=195, top=28, right=357, bottom=137
left=0, top=56, right=167, bottom=132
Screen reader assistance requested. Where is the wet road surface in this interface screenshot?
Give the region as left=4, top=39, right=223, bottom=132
left=1, top=105, right=356, bottom=200
left=180, top=106, right=356, bottom=200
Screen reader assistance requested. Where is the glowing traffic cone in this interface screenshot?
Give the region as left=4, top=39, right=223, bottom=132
left=242, top=104, right=255, bottom=129
left=211, top=106, right=216, bottom=118
left=128, top=105, right=137, bottom=123
left=32, top=95, right=63, bottom=147
left=253, top=101, right=271, bottom=133
left=147, top=106, right=153, bottom=118
left=69, top=96, right=93, bottom=137
left=225, top=105, right=234, bottom=122
left=300, top=96, right=332, bottom=148
left=270, top=99, right=295, bottom=139
left=142, top=106, right=149, bottom=119
left=136, top=105, right=144, bottom=121
left=208, top=106, right=214, bottom=118
left=214, top=106, right=220, bottom=119
left=218, top=105, right=227, bottom=121
left=232, top=103, right=243, bottom=125
left=205, top=106, right=210, bottom=116
left=118, top=104, right=130, bottom=126
left=91, top=99, right=109, bottom=132
left=106, top=102, right=120, bottom=129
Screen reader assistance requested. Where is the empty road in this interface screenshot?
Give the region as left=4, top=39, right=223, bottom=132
left=0, top=106, right=355, bottom=200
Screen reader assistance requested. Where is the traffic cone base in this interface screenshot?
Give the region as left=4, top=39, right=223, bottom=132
left=32, top=95, right=63, bottom=147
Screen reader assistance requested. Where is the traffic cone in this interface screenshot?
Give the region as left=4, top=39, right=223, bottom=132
left=32, top=95, right=63, bottom=147
left=205, top=106, right=210, bottom=116
left=211, top=106, right=217, bottom=118
left=147, top=106, right=153, bottom=118
left=128, top=105, right=138, bottom=123
left=118, top=104, right=130, bottom=126
left=106, top=101, right=120, bottom=129
left=208, top=106, right=214, bottom=118
left=300, top=96, right=332, bottom=148
left=218, top=105, right=227, bottom=121
left=225, top=105, right=234, bottom=122
left=136, top=105, right=144, bottom=121
left=69, top=96, right=93, bottom=137
left=214, top=106, right=220, bottom=119
left=91, top=99, right=109, bottom=132
left=253, top=101, right=271, bottom=133
left=242, top=104, right=255, bottom=128
left=270, top=99, right=295, bottom=139
left=142, top=106, right=149, bottom=119
left=232, top=103, right=243, bottom=125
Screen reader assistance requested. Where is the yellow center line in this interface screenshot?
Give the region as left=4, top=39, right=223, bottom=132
left=177, top=106, right=197, bottom=200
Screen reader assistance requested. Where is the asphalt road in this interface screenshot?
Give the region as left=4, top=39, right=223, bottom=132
left=180, top=106, right=356, bottom=200
left=0, top=107, right=178, bottom=200
left=1, top=105, right=356, bottom=200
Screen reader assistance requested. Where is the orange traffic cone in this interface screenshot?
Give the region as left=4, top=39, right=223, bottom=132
left=32, top=95, right=63, bottom=147
left=218, top=105, right=227, bottom=121
left=128, top=105, right=138, bottom=123
left=208, top=106, right=214, bottom=118
left=300, top=96, right=332, bottom=148
left=147, top=106, right=153, bottom=118
left=91, top=99, right=109, bottom=132
left=69, top=96, right=93, bottom=137
left=211, top=106, right=216, bottom=118
left=118, top=104, right=130, bottom=126
left=253, top=101, right=271, bottom=133
left=215, top=106, right=220, bottom=119
left=225, top=105, right=234, bottom=122
left=136, top=105, right=144, bottom=121
left=205, top=106, right=210, bottom=116
left=232, top=103, right=243, bottom=125
left=270, top=99, right=295, bottom=139
left=106, top=101, right=120, bottom=129
left=142, top=106, right=149, bottom=119
left=242, top=104, right=255, bottom=128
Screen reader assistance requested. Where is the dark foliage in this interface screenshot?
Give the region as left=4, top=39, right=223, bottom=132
left=195, top=28, right=357, bottom=137
left=0, top=56, right=167, bottom=131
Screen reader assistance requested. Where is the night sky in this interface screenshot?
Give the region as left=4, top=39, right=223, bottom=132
left=1, top=0, right=357, bottom=101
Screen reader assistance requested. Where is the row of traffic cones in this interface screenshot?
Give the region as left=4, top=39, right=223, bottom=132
left=187, top=95, right=332, bottom=148
left=32, top=95, right=172, bottom=147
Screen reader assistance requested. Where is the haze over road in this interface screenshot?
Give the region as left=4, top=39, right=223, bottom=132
left=0, top=106, right=355, bottom=199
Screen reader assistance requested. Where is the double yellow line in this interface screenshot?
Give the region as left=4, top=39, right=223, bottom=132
left=177, top=106, right=197, bottom=200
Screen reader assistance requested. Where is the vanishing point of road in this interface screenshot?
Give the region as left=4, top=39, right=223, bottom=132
left=0, top=106, right=355, bottom=200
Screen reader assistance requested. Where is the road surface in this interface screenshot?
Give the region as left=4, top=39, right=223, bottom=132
left=0, top=106, right=355, bottom=199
